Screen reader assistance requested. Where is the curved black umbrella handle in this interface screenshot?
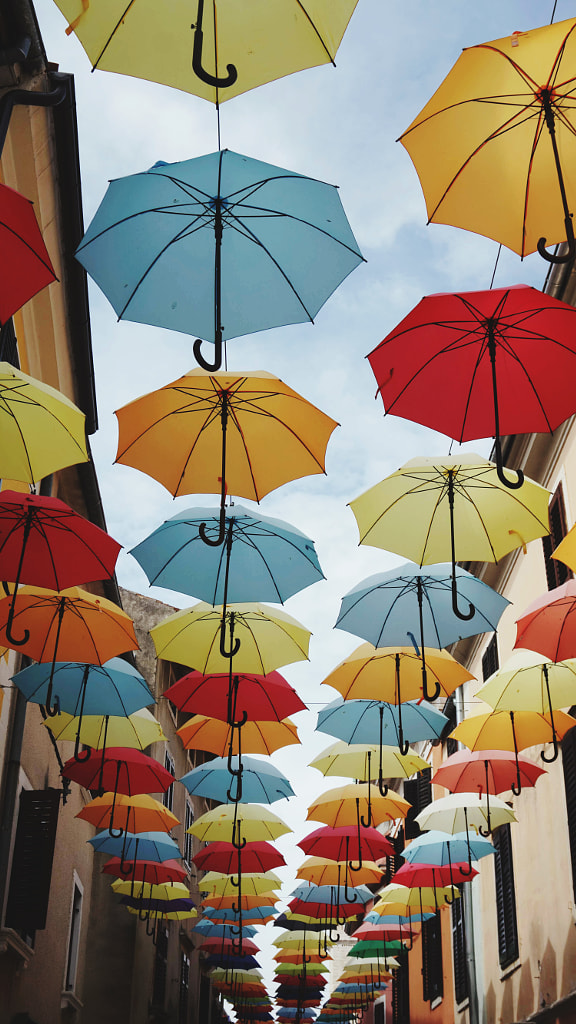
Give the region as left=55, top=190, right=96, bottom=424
left=191, top=0, right=238, bottom=89
left=396, top=699, right=410, bottom=758
left=119, top=832, right=136, bottom=876
left=538, top=221, right=576, bottom=264
left=376, top=739, right=389, bottom=797
left=227, top=768, right=243, bottom=803
left=108, top=781, right=125, bottom=838
left=220, top=613, right=241, bottom=658
left=508, top=711, right=523, bottom=795
left=349, top=801, right=363, bottom=873
left=541, top=665, right=560, bottom=763
left=193, top=336, right=224, bottom=372
left=416, top=577, right=441, bottom=701
left=231, top=819, right=246, bottom=851
left=444, top=887, right=454, bottom=906
left=199, top=390, right=229, bottom=548
left=5, top=590, right=30, bottom=646
left=359, top=783, right=372, bottom=828
left=478, top=760, right=492, bottom=837
left=536, top=89, right=576, bottom=265
left=43, top=597, right=68, bottom=715
left=493, top=434, right=524, bottom=490
left=199, top=505, right=226, bottom=547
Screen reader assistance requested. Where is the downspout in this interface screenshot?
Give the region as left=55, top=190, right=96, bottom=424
left=455, top=684, right=481, bottom=1024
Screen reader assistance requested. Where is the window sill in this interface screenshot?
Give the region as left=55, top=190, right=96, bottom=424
left=0, top=927, right=34, bottom=967
left=455, top=997, right=470, bottom=1013
left=431, top=996, right=443, bottom=1011
left=61, top=991, right=83, bottom=1012
left=500, top=959, right=521, bottom=981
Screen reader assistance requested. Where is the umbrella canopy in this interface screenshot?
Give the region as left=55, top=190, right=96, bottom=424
left=151, top=601, right=310, bottom=675
left=112, top=880, right=191, bottom=901
left=401, top=830, right=496, bottom=880
left=433, top=748, right=545, bottom=798
left=176, top=716, right=300, bottom=758
left=515, top=582, right=576, bottom=661
left=297, top=825, right=394, bottom=863
left=296, top=857, right=384, bottom=887
left=309, top=740, right=429, bottom=783
left=367, top=286, right=576, bottom=481
left=203, top=906, right=277, bottom=924
left=164, top=668, right=305, bottom=722
left=306, top=783, right=410, bottom=828
left=77, top=793, right=179, bottom=835
left=192, top=840, right=286, bottom=874
left=62, top=747, right=175, bottom=797
left=415, top=792, right=516, bottom=835
left=0, top=181, right=56, bottom=323
left=393, top=861, right=478, bottom=888
left=78, top=150, right=363, bottom=371
left=198, top=871, right=281, bottom=896
left=45, top=707, right=165, bottom=751
left=102, top=857, right=186, bottom=884
left=180, top=754, right=295, bottom=803
left=12, top=657, right=153, bottom=718
left=88, top=829, right=182, bottom=863
left=188, top=804, right=291, bottom=844
left=450, top=708, right=576, bottom=755
left=398, top=17, right=576, bottom=262
left=0, top=362, right=89, bottom=483
left=55, top=3, right=358, bottom=102
left=316, top=697, right=449, bottom=748
left=129, top=504, right=323, bottom=603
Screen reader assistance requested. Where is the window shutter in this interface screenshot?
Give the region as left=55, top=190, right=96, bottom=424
left=542, top=484, right=572, bottom=590
left=442, top=696, right=458, bottom=756
left=562, top=729, right=576, bottom=899
left=5, top=789, right=60, bottom=932
left=482, top=636, right=499, bottom=682
left=404, top=769, right=432, bottom=841
left=493, top=824, right=519, bottom=968
left=422, top=913, right=443, bottom=1003
left=152, top=925, right=169, bottom=1006
left=451, top=888, right=468, bottom=1004
left=392, top=952, right=410, bottom=1024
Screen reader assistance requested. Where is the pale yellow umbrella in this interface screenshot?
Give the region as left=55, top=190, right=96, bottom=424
left=307, top=782, right=410, bottom=829
left=188, top=803, right=291, bottom=844
left=44, top=707, right=165, bottom=749
left=199, top=871, right=282, bottom=897
left=309, top=739, right=430, bottom=785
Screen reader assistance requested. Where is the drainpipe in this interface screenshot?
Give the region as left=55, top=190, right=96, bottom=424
left=456, top=684, right=481, bottom=1024
left=0, top=72, right=67, bottom=157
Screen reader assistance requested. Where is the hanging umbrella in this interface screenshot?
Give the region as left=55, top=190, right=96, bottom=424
left=54, top=2, right=358, bottom=101
left=112, top=880, right=191, bottom=901
left=433, top=748, right=545, bottom=810
left=0, top=585, right=138, bottom=712
left=296, top=857, right=384, bottom=888
left=309, top=740, right=429, bottom=790
left=198, top=871, right=282, bottom=896
left=130, top=504, right=323, bottom=602
left=515, top=582, right=576, bottom=661
left=415, top=792, right=516, bottom=838
left=192, top=840, right=285, bottom=874
left=316, top=697, right=449, bottom=757
left=306, top=783, right=410, bottom=829
left=297, top=825, right=394, bottom=867
left=164, top=667, right=305, bottom=723
left=102, top=857, right=186, bottom=885
left=203, top=906, right=277, bottom=924
left=115, top=368, right=338, bottom=546
left=78, top=150, right=363, bottom=372
left=398, top=17, right=576, bottom=264
left=176, top=715, right=300, bottom=757
left=188, top=804, right=291, bottom=845
left=180, top=754, right=295, bottom=804
left=76, top=792, right=179, bottom=837
left=88, top=830, right=182, bottom=873
left=476, top=649, right=576, bottom=766
left=45, top=707, right=165, bottom=751
left=450, top=707, right=576, bottom=777
left=401, top=829, right=496, bottom=880
left=62, top=746, right=175, bottom=799
left=0, top=181, right=56, bottom=324
left=0, top=362, right=89, bottom=483
left=367, top=285, right=576, bottom=487
left=334, top=562, right=507, bottom=698
left=349, top=453, right=550, bottom=620
left=194, top=921, right=257, bottom=938
left=393, top=861, right=478, bottom=889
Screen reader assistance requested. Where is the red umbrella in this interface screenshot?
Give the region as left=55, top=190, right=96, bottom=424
left=393, top=861, right=478, bottom=889
left=164, top=668, right=306, bottom=722
left=367, top=284, right=576, bottom=488
left=192, top=840, right=286, bottom=874
left=0, top=182, right=56, bottom=324
left=62, top=746, right=175, bottom=798
left=102, top=857, right=186, bottom=884
left=515, top=581, right=576, bottom=662
left=433, top=748, right=545, bottom=811
left=297, top=825, right=394, bottom=864
left=197, top=937, right=259, bottom=955
left=288, top=899, right=362, bottom=921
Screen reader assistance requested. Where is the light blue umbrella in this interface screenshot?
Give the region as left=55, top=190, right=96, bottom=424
left=316, top=697, right=449, bottom=755
left=194, top=921, right=257, bottom=938
left=288, top=883, right=373, bottom=905
left=180, top=754, right=295, bottom=804
left=335, top=562, right=509, bottom=700
left=402, top=829, right=496, bottom=881
left=129, top=504, right=323, bottom=603
left=88, top=830, right=181, bottom=873
left=76, top=149, right=364, bottom=371
left=203, top=906, right=278, bottom=923
left=12, top=657, right=154, bottom=717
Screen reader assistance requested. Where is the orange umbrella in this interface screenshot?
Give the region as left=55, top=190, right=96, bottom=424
left=177, top=714, right=300, bottom=755
left=76, top=792, right=179, bottom=837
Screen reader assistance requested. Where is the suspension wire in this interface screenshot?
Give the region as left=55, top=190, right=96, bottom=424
left=489, top=244, right=502, bottom=289
left=551, top=0, right=558, bottom=24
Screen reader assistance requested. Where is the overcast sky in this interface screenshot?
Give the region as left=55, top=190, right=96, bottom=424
left=33, top=0, right=571, bottom=1000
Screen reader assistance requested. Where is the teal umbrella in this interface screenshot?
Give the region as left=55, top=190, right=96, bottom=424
left=180, top=754, right=295, bottom=804
left=76, top=149, right=364, bottom=371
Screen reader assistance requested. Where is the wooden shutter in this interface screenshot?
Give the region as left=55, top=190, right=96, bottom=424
left=493, top=824, right=519, bottom=968
left=482, top=635, right=499, bottom=681
left=422, top=913, right=443, bottom=1003
left=562, top=728, right=576, bottom=899
left=403, top=768, right=432, bottom=841
left=5, top=788, right=60, bottom=932
left=152, top=925, right=169, bottom=1007
left=542, top=484, right=572, bottom=590
left=451, top=887, right=468, bottom=1005
left=392, top=952, right=410, bottom=1024
left=442, top=695, right=458, bottom=756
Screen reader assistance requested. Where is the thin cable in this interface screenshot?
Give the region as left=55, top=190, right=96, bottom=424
left=489, top=245, right=502, bottom=289
left=551, top=0, right=558, bottom=24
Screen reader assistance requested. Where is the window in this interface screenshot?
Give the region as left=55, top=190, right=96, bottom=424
left=184, top=800, right=194, bottom=869
left=542, top=483, right=572, bottom=591
left=493, top=823, right=519, bottom=969
left=152, top=925, right=169, bottom=1007
left=442, top=695, right=458, bottom=756
left=561, top=728, right=576, bottom=899
left=422, top=913, right=443, bottom=1003
left=392, top=952, right=409, bottom=1024
left=403, top=768, right=432, bottom=841
left=163, top=750, right=175, bottom=812
left=451, top=887, right=469, bottom=1005
left=178, top=952, right=190, bottom=1023
left=65, top=881, right=83, bottom=991
left=5, top=788, right=60, bottom=935
left=482, top=635, right=499, bottom=681
left=0, top=319, right=19, bottom=367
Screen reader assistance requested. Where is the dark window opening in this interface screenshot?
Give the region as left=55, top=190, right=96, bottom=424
left=178, top=952, right=190, bottom=1023
left=5, top=788, right=60, bottom=935
left=452, top=886, right=469, bottom=1005
left=493, top=823, right=519, bottom=969
left=0, top=319, right=20, bottom=367
left=403, top=767, right=432, bottom=841
left=482, top=635, right=499, bottom=682
left=152, top=925, right=169, bottom=1007
left=562, top=728, right=576, bottom=900
left=542, top=483, right=572, bottom=591
left=441, top=695, right=458, bottom=756
left=422, top=913, right=443, bottom=1003
left=392, top=951, right=410, bottom=1024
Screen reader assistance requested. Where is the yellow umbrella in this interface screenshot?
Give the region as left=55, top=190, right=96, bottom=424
left=399, top=18, right=576, bottom=263
left=451, top=707, right=576, bottom=753
left=306, top=782, right=410, bottom=828
left=322, top=643, right=472, bottom=702
left=0, top=362, right=89, bottom=483
left=199, top=871, right=282, bottom=896
left=188, top=803, right=291, bottom=844
left=552, top=524, right=576, bottom=572
left=126, top=906, right=196, bottom=920
left=177, top=713, right=300, bottom=756
left=349, top=453, right=550, bottom=620
left=296, top=857, right=384, bottom=887
left=309, top=740, right=430, bottom=783
left=112, top=880, right=191, bottom=900
left=374, top=883, right=459, bottom=914
left=150, top=601, right=310, bottom=674
left=44, top=707, right=165, bottom=749
left=53, top=0, right=359, bottom=103
left=76, top=793, right=179, bottom=835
